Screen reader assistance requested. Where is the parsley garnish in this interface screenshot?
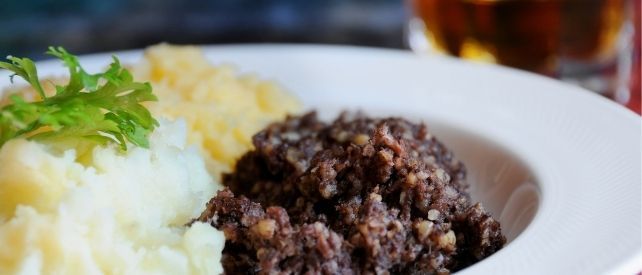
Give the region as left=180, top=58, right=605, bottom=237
left=0, top=47, right=158, bottom=150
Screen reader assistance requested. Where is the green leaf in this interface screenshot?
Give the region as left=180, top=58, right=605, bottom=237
left=0, top=47, right=158, bottom=150
left=0, top=56, right=46, bottom=98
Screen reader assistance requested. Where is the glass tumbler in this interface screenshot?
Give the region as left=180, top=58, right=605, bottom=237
left=406, top=0, right=635, bottom=101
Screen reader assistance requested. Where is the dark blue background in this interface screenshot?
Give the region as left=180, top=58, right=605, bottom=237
left=1, top=0, right=406, bottom=59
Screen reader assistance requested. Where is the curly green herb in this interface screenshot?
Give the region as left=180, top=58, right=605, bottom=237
left=0, top=47, right=158, bottom=150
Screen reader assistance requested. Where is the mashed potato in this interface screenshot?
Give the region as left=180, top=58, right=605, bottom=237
left=131, top=44, right=301, bottom=177
left=0, top=44, right=301, bottom=274
left=0, top=120, right=224, bottom=274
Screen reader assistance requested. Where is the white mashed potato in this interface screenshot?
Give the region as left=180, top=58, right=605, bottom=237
left=0, top=120, right=224, bottom=275
left=0, top=44, right=301, bottom=274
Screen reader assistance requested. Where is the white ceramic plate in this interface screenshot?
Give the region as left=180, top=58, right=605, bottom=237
left=2, top=45, right=640, bottom=274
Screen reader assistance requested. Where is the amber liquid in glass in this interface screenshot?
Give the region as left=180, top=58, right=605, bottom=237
left=410, top=0, right=627, bottom=76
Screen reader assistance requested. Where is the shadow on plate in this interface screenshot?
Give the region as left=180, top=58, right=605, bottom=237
left=426, top=121, right=540, bottom=243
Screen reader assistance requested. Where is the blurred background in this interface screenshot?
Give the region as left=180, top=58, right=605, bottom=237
left=0, top=0, right=405, bottom=58
left=0, top=0, right=640, bottom=113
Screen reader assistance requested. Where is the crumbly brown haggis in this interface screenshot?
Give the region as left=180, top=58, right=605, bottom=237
left=196, top=112, right=505, bottom=274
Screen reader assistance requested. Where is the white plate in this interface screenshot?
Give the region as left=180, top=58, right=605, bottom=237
left=2, top=45, right=640, bottom=274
